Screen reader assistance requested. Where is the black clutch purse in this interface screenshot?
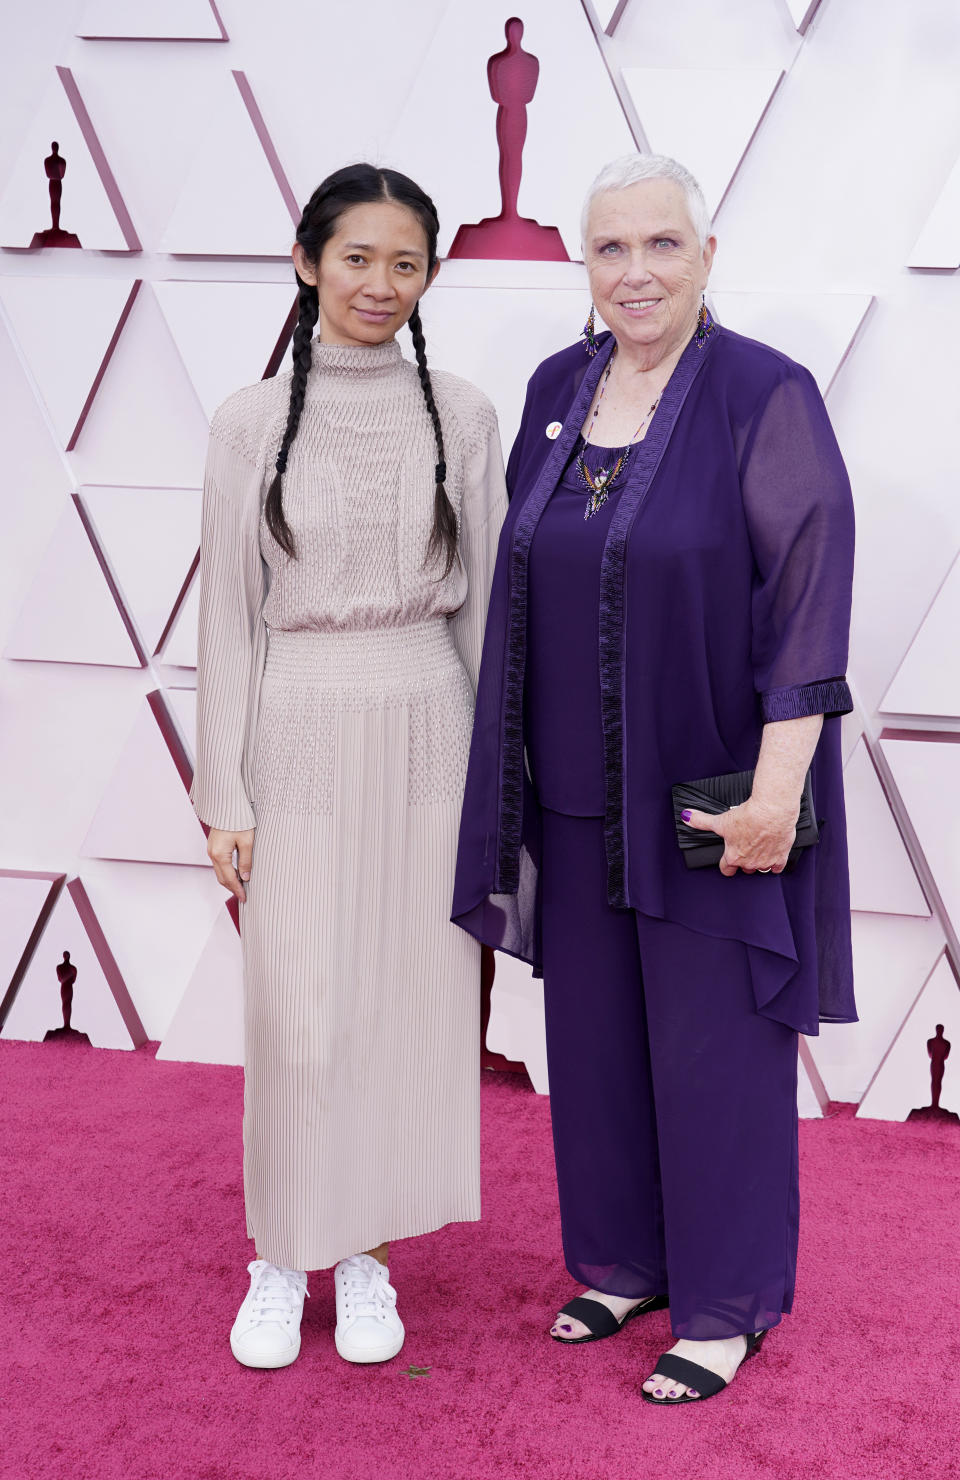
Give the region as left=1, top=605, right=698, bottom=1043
left=671, top=768, right=818, bottom=870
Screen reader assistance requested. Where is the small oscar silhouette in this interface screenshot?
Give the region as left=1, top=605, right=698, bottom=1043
left=30, top=142, right=82, bottom=249
left=907, top=1024, right=958, bottom=1123
left=44, top=950, right=90, bottom=1043
left=449, top=17, right=567, bottom=261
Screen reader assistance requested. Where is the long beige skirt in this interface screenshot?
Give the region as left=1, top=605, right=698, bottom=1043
left=241, top=620, right=481, bottom=1270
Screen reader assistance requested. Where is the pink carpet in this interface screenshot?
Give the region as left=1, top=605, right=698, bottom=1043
left=3, top=1038, right=958, bottom=1480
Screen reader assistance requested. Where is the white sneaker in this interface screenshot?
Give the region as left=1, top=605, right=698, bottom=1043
left=229, top=1259, right=308, bottom=1369
left=334, top=1254, right=405, bottom=1364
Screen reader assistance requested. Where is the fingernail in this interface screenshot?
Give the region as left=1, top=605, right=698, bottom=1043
left=681, top=810, right=692, bottom=822
left=240, top=872, right=250, bottom=881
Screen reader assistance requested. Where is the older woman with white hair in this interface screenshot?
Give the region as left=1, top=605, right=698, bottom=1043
left=452, top=154, right=856, bottom=1404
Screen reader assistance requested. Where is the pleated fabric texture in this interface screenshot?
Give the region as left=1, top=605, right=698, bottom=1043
left=190, top=338, right=507, bottom=1270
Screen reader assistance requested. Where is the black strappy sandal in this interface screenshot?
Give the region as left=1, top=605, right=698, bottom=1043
left=550, top=1291, right=669, bottom=1345
left=641, top=1330, right=767, bottom=1404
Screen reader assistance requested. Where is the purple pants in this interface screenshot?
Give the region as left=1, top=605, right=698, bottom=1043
left=541, top=810, right=799, bottom=1341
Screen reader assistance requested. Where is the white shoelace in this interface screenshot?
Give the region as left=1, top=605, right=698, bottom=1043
left=339, top=1256, right=397, bottom=1318
left=249, top=1261, right=307, bottom=1325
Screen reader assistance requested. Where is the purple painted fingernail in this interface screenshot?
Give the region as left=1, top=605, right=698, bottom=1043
left=681, top=810, right=692, bottom=822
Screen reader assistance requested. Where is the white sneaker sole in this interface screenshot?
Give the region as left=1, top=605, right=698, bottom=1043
left=230, top=1331, right=302, bottom=1369
left=334, top=1326, right=405, bottom=1364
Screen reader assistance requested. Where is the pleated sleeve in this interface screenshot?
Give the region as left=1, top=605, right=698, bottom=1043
left=448, top=411, right=508, bottom=695
left=740, top=363, right=856, bottom=723
left=189, top=426, right=267, bottom=832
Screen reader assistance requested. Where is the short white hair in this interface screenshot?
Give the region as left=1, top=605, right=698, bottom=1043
left=581, top=153, right=711, bottom=249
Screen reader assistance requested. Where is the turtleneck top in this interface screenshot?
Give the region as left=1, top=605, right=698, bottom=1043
left=260, top=338, right=481, bottom=636
left=190, top=335, right=507, bottom=833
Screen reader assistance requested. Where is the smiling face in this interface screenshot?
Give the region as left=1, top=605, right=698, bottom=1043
left=293, top=199, right=439, bottom=348
left=584, top=179, right=716, bottom=365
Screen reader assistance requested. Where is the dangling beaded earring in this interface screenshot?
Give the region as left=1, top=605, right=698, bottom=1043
left=695, top=294, right=713, bottom=347
left=581, top=303, right=599, bottom=357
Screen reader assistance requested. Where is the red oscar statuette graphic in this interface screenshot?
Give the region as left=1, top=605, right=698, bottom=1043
left=44, top=950, right=90, bottom=1043
left=30, top=141, right=82, bottom=249
left=449, top=17, right=568, bottom=261
left=907, top=1023, right=958, bottom=1123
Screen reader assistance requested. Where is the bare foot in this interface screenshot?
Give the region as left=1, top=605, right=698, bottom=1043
left=641, top=1334, right=756, bottom=1400
left=550, top=1290, right=656, bottom=1341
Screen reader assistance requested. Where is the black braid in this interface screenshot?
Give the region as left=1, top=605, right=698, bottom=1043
left=408, top=303, right=458, bottom=579
left=264, top=276, right=319, bottom=558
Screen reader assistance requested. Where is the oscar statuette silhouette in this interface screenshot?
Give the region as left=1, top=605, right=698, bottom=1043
left=30, top=142, right=82, bottom=249
left=449, top=18, right=567, bottom=261
left=44, top=950, right=90, bottom=1043
left=907, top=1024, right=958, bottom=1123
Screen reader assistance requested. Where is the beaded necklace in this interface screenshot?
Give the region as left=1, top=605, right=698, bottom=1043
left=576, top=348, right=662, bottom=520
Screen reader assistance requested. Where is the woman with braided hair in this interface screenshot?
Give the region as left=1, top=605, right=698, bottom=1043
left=190, top=164, right=506, bottom=1369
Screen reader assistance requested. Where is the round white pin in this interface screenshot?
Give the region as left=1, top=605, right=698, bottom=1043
left=545, top=421, right=563, bottom=439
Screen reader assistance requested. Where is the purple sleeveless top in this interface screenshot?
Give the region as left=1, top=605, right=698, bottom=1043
left=526, top=438, right=627, bottom=815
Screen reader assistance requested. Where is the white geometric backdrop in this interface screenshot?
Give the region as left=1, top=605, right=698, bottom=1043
left=1, top=0, right=959, bottom=1121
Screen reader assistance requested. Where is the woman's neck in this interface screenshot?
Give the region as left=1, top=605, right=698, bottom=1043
left=611, top=311, right=699, bottom=385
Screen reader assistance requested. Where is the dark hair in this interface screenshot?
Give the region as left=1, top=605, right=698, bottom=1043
left=265, top=163, right=456, bottom=576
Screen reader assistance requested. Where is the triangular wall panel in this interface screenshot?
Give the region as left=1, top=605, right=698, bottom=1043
left=68, top=283, right=211, bottom=490
left=2, top=878, right=146, bottom=1049
left=0, top=68, right=139, bottom=250
left=78, top=858, right=225, bottom=1042
left=586, top=0, right=629, bottom=34
left=152, top=281, right=296, bottom=420
left=3, top=499, right=142, bottom=668
left=858, top=954, right=960, bottom=1120
left=0, top=278, right=140, bottom=450
left=80, top=485, right=200, bottom=655
left=881, top=735, right=960, bottom=934
left=419, top=282, right=589, bottom=451
left=165, top=687, right=197, bottom=763
left=880, top=552, right=960, bottom=718
left=783, top=0, right=823, bottom=33
left=157, top=905, right=243, bottom=1065
left=159, top=569, right=199, bottom=669
left=844, top=738, right=928, bottom=917
left=0, top=871, right=66, bottom=1027
left=159, top=72, right=297, bottom=256
left=80, top=693, right=208, bottom=867
left=908, top=152, right=960, bottom=270
left=620, top=67, right=784, bottom=216
left=806, top=912, right=945, bottom=1106
left=77, top=0, right=227, bottom=40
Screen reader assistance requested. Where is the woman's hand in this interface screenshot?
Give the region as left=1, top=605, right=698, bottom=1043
left=682, top=798, right=797, bottom=877
left=683, top=713, right=824, bottom=877
left=207, top=827, right=255, bottom=901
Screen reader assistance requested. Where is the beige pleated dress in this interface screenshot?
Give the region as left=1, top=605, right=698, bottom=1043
left=189, top=338, right=507, bottom=1270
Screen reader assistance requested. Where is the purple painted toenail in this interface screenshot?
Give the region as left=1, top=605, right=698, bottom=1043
left=654, top=1388, right=664, bottom=1397
left=688, top=1390, right=699, bottom=1397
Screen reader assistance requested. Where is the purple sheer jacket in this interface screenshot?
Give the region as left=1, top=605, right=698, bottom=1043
left=451, top=324, right=857, bottom=1035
